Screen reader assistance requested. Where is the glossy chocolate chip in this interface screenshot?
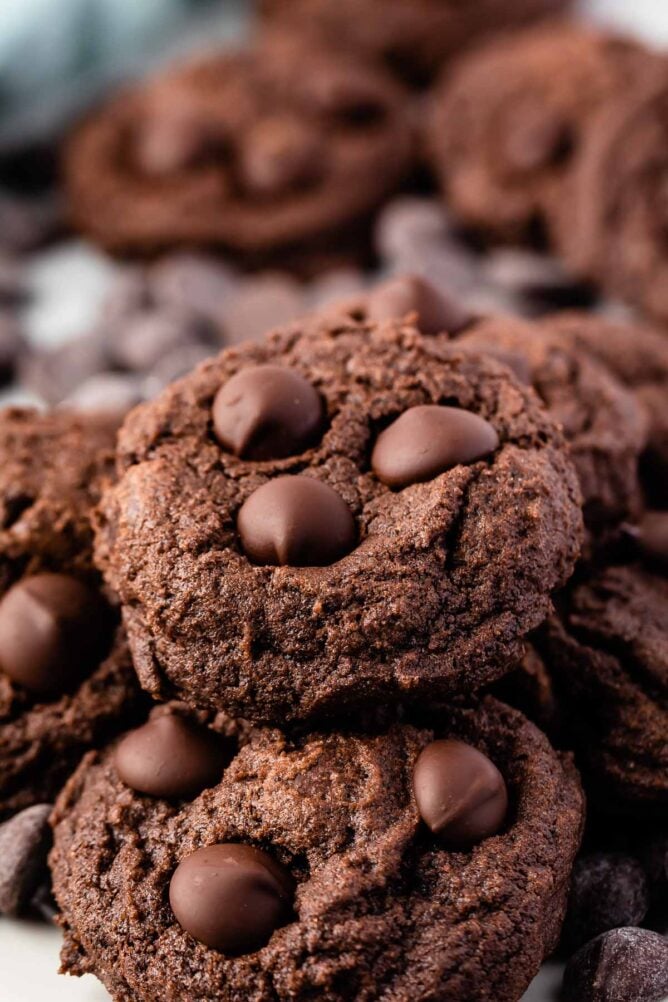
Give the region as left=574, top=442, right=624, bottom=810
left=636, top=511, right=668, bottom=571
left=372, top=405, right=499, bottom=489
left=364, top=275, right=471, bottom=335
left=238, top=476, right=356, bottom=567
left=169, top=843, right=294, bottom=954
left=115, top=714, right=231, bottom=799
left=0, top=804, right=52, bottom=916
left=563, top=853, right=649, bottom=952
left=213, top=365, right=323, bottom=461
left=0, top=574, right=111, bottom=695
left=413, top=739, right=508, bottom=848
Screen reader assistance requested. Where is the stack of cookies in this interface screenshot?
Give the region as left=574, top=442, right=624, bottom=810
left=0, top=4, right=667, bottom=1002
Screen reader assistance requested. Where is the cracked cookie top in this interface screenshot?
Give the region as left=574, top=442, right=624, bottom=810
left=95, top=315, right=583, bottom=724
left=51, top=697, right=584, bottom=1002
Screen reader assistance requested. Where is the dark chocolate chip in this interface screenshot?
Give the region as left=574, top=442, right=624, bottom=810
left=115, top=713, right=231, bottom=799
left=562, top=928, right=668, bottom=1002
left=149, top=253, right=238, bottom=320
left=0, top=574, right=111, bottom=695
left=363, top=275, right=471, bottom=335
left=143, top=344, right=216, bottom=398
left=237, top=476, right=356, bottom=567
left=111, top=309, right=217, bottom=373
left=169, top=843, right=294, bottom=954
left=372, top=405, right=499, bottom=489
left=63, top=373, right=144, bottom=415
left=0, top=804, right=52, bottom=916
left=240, top=116, right=320, bottom=196
left=563, top=853, right=650, bottom=952
left=636, top=512, right=668, bottom=571
left=413, top=739, right=508, bottom=848
left=213, top=365, right=324, bottom=461
left=219, top=275, right=305, bottom=345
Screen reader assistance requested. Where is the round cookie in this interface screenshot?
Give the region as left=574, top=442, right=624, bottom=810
left=552, top=66, right=668, bottom=322
left=95, top=315, right=583, bottom=725
left=428, top=24, right=646, bottom=240
left=455, top=315, right=647, bottom=533
left=51, top=697, right=584, bottom=1002
left=258, top=0, right=572, bottom=88
left=541, top=311, right=668, bottom=507
left=65, top=34, right=413, bottom=263
left=542, top=562, right=668, bottom=813
left=0, top=408, right=145, bottom=819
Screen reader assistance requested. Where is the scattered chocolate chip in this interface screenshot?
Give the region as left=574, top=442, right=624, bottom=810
left=115, top=713, right=231, bottom=799
left=220, top=275, right=305, bottom=345
left=307, top=268, right=366, bottom=309
left=412, top=738, right=508, bottom=848
left=372, top=405, right=499, bottom=489
left=29, top=879, right=58, bottom=923
left=169, top=843, right=294, bottom=954
left=111, top=309, right=217, bottom=373
left=237, top=476, right=356, bottom=567
left=99, top=268, right=150, bottom=323
left=213, top=365, right=324, bottom=460
left=62, top=372, right=144, bottom=415
left=149, top=253, right=238, bottom=320
left=375, top=197, right=450, bottom=263
left=562, top=928, right=668, bottom=1002
left=362, top=274, right=471, bottom=335
left=0, top=574, right=111, bottom=695
left=143, top=344, right=216, bottom=397
left=0, top=804, right=52, bottom=916
left=636, top=512, right=668, bottom=571
left=20, top=332, right=110, bottom=405
left=563, top=853, right=650, bottom=952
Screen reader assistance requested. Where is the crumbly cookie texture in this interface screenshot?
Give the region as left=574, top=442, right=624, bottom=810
left=95, top=315, right=583, bottom=724
left=51, top=698, right=584, bottom=1002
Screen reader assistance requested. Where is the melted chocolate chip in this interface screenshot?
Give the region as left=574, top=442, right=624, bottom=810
left=237, top=476, right=356, bottom=566
left=0, top=574, right=111, bottom=696
left=213, top=365, right=324, bottom=461
left=372, top=405, right=499, bottom=489
left=413, top=738, right=508, bottom=847
left=115, top=714, right=231, bottom=799
left=169, top=843, right=294, bottom=954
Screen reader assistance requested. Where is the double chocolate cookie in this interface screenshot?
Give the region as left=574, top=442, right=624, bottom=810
left=65, top=34, right=413, bottom=265
left=51, top=697, right=584, bottom=1002
left=541, top=560, right=668, bottom=813
left=0, top=408, right=145, bottom=819
left=553, top=65, right=668, bottom=323
left=542, top=311, right=668, bottom=507
left=95, top=315, right=583, bottom=724
left=428, top=24, right=645, bottom=240
left=259, top=0, right=571, bottom=88
left=456, top=315, right=647, bottom=534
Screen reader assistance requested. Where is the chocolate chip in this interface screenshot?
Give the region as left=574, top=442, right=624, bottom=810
left=562, top=928, right=668, bottom=1002
left=62, top=372, right=144, bottom=415
left=143, top=344, right=216, bottom=398
left=169, top=843, right=294, bottom=954
left=20, top=332, right=110, bottom=405
left=237, top=476, right=356, bottom=567
left=372, top=405, right=499, bottom=489
left=363, top=275, right=471, bottom=335
left=111, top=309, right=217, bottom=373
left=636, top=512, right=668, bottom=571
left=413, top=739, right=508, bottom=848
left=240, top=116, right=320, bottom=196
left=563, top=854, right=650, bottom=952
left=213, top=365, right=324, bottom=461
left=115, top=713, right=231, bottom=799
left=220, top=275, right=305, bottom=345
left=149, top=253, right=238, bottom=320
left=0, top=804, right=52, bottom=916
left=0, top=574, right=111, bottom=695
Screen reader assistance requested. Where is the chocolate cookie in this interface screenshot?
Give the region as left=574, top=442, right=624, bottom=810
left=259, top=0, right=572, bottom=88
left=51, top=697, right=584, bottom=1002
left=553, top=66, right=668, bottom=323
left=95, top=315, right=583, bottom=724
left=541, top=562, right=668, bottom=813
left=0, top=408, right=145, bottom=819
left=64, top=34, right=413, bottom=264
left=542, top=312, right=668, bottom=507
left=455, top=315, right=647, bottom=533
left=428, top=24, right=645, bottom=240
